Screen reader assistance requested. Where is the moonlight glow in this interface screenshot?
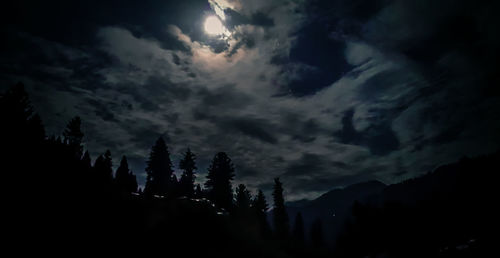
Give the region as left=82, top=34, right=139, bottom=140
left=204, top=16, right=225, bottom=36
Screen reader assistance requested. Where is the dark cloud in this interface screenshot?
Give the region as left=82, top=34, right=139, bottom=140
left=334, top=109, right=399, bottom=155
left=224, top=9, right=275, bottom=29
left=222, top=117, right=278, bottom=144
left=287, top=21, right=353, bottom=96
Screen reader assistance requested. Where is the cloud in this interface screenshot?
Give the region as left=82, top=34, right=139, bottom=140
left=2, top=0, right=500, bottom=202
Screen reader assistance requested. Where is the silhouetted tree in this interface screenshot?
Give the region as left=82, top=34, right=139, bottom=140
left=1, top=83, right=45, bottom=195
left=178, top=148, right=197, bottom=198
left=128, top=172, right=138, bottom=193
left=253, top=190, right=269, bottom=212
left=63, top=116, right=84, bottom=159
left=80, top=150, right=93, bottom=189
left=81, top=151, right=92, bottom=171
left=144, top=137, right=174, bottom=197
left=310, top=218, right=324, bottom=248
left=171, top=174, right=179, bottom=196
left=205, top=152, right=235, bottom=210
left=94, top=150, right=113, bottom=193
left=115, top=156, right=138, bottom=194
left=0, top=83, right=44, bottom=143
left=0, top=82, right=45, bottom=151
left=235, top=184, right=252, bottom=212
left=194, top=184, right=203, bottom=199
left=272, top=177, right=289, bottom=239
left=253, top=189, right=271, bottom=236
left=293, top=212, right=305, bottom=244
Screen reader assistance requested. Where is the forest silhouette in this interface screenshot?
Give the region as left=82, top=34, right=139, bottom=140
left=1, top=83, right=495, bottom=257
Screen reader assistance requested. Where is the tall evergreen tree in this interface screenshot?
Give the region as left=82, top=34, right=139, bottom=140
left=144, top=137, right=174, bottom=197
left=94, top=151, right=113, bottom=192
left=310, top=218, right=324, bottom=248
left=272, top=177, right=289, bottom=239
left=253, top=189, right=271, bottom=236
left=80, top=150, right=93, bottom=189
left=63, top=116, right=84, bottom=159
left=127, top=171, right=138, bottom=193
left=81, top=151, right=92, bottom=171
left=0, top=83, right=45, bottom=194
left=293, top=212, right=305, bottom=244
left=253, top=190, right=269, bottom=213
left=235, top=184, right=252, bottom=211
left=1, top=83, right=34, bottom=138
left=0, top=83, right=45, bottom=147
left=205, top=152, right=235, bottom=210
left=178, top=148, right=197, bottom=198
left=194, top=184, right=203, bottom=199
left=104, top=150, right=113, bottom=179
left=115, top=156, right=131, bottom=194
left=171, top=174, right=179, bottom=197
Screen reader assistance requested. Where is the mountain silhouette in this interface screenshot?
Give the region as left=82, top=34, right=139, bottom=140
left=283, top=180, right=386, bottom=246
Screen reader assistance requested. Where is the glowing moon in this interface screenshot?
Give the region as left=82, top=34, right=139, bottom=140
left=204, top=16, right=225, bottom=36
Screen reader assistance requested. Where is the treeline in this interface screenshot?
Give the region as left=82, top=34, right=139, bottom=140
left=1, top=83, right=326, bottom=257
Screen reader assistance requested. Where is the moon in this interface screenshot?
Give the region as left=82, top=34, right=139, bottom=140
left=204, top=16, right=225, bottom=36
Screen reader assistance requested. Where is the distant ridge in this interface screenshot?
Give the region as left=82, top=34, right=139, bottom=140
left=278, top=151, right=499, bottom=249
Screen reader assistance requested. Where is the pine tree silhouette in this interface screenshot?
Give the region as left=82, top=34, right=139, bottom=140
left=1, top=83, right=45, bottom=197
left=94, top=150, right=113, bottom=194
left=0, top=82, right=45, bottom=152
left=63, top=116, right=84, bottom=159
left=272, top=177, right=289, bottom=239
left=194, top=184, right=203, bottom=199
left=115, top=156, right=134, bottom=194
left=144, top=137, right=174, bottom=197
left=253, top=189, right=271, bottom=237
left=235, top=184, right=252, bottom=212
left=205, top=152, right=235, bottom=210
left=171, top=174, right=179, bottom=197
left=81, top=151, right=92, bottom=171
left=80, top=150, right=93, bottom=191
left=128, top=171, right=138, bottom=193
left=178, top=148, right=197, bottom=198
left=0, top=83, right=38, bottom=142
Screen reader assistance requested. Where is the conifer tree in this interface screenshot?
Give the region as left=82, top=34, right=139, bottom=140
left=144, top=137, right=174, bottom=197
left=115, top=156, right=131, bottom=194
left=94, top=151, right=113, bottom=192
left=81, top=151, right=92, bottom=171
left=253, top=190, right=269, bottom=214
left=0, top=83, right=45, bottom=193
left=128, top=171, right=138, bottom=193
left=178, top=148, right=197, bottom=197
left=63, top=116, right=84, bottom=159
left=80, top=150, right=93, bottom=189
left=235, top=184, right=252, bottom=211
left=194, top=184, right=203, bottom=199
left=253, top=189, right=271, bottom=236
left=272, top=177, right=289, bottom=239
left=0, top=83, right=45, bottom=147
left=205, top=152, right=235, bottom=210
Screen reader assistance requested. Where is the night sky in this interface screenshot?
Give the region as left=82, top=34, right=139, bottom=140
left=1, top=0, right=499, bottom=201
